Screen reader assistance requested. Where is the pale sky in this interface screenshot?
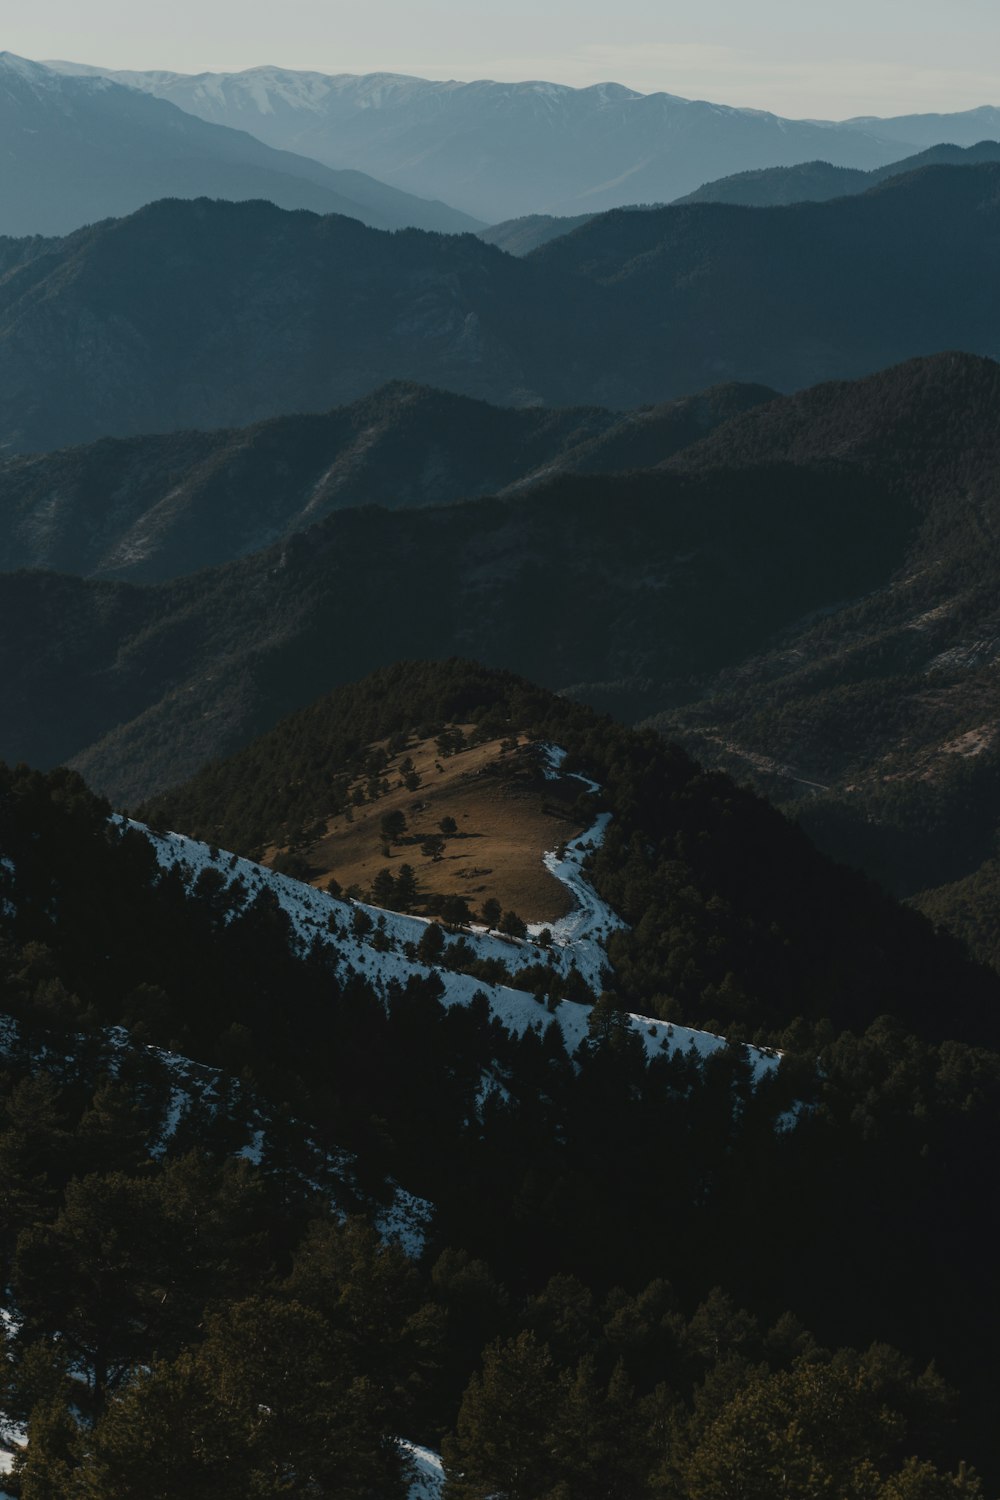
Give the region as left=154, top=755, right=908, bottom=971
left=9, top=0, right=1000, bottom=118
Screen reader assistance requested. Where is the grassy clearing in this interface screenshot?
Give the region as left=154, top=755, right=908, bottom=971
left=263, top=728, right=588, bottom=924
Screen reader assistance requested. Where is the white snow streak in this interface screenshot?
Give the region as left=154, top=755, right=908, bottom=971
left=113, top=741, right=779, bottom=1085
left=402, top=1441, right=445, bottom=1500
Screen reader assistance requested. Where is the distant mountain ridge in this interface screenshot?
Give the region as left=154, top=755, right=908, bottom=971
left=0, top=52, right=479, bottom=237
left=3, top=167, right=1000, bottom=452
left=480, top=141, right=1000, bottom=255
left=0, top=380, right=774, bottom=581
left=47, top=58, right=998, bottom=221
left=673, top=138, right=1000, bottom=207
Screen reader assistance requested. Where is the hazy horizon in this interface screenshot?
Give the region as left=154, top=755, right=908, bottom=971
left=6, top=0, right=1000, bottom=119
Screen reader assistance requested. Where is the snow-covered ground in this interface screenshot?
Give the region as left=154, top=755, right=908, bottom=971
left=114, top=743, right=780, bottom=1085
left=1, top=1311, right=25, bottom=1493
left=0, top=1419, right=24, bottom=1489
left=402, top=1441, right=445, bottom=1500
left=525, top=743, right=627, bottom=986
left=0, top=1016, right=433, bottom=1258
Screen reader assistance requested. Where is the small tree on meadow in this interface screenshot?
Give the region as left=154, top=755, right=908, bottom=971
left=481, top=898, right=502, bottom=928
left=380, top=809, right=407, bottom=844
left=395, top=864, right=418, bottom=911
left=371, top=869, right=397, bottom=907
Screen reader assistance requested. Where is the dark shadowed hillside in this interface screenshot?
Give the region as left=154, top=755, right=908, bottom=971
left=673, top=139, right=1000, bottom=207
left=645, top=353, right=1000, bottom=961
left=481, top=141, right=1000, bottom=255
left=0, top=381, right=773, bottom=581
left=0, top=457, right=916, bottom=803
left=4, top=354, right=1000, bottom=959
left=478, top=211, right=598, bottom=255
left=4, top=662, right=1000, bottom=1487
left=531, top=163, right=1000, bottom=397
left=3, top=166, right=1000, bottom=451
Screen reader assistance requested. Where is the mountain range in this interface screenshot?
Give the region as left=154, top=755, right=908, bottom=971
left=673, top=137, right=1000, bottom=207
left=641, top=352, right=1000, bottom=951
left=0, top=380, right=773, bottom=581
left=480, top=140, right=1000, bottom=256
left=0, top=354, right=951, bottom=788
left=0, top=458, right=897, bottom=802
left=0, top=53, right=479, bottom=237
left=46, top=58, right=1000, bottom=220
left=0, top=352, right=998, bottom=944
left=3, top=164, right=1000, bottom=453
left=7, top=41, right=1000, bottom=1500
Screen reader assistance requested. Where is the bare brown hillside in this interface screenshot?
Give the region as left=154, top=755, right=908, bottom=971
left=263, top=729, right=588, bottom=924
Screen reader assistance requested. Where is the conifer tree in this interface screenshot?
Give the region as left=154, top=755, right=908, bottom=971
left=442, top=1331, right=561, bottom=1499
left=418, top=922, right=446, bottom=966
left=372, top=868, right=398, bottom=907
left=0, top=1072, right=69, bottom=1272
left=15, top=1398, right=80, bottom=1500
left=13, top=1173, right=170, bottom=1409
left=482, top=898, right=502, bottom=928
left=380, top=810, right=408, bottom=843
left=395, top=863, right=418, bottom=911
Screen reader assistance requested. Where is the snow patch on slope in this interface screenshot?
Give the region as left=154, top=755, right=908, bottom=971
left=528, top=743, right=627, bottom=982
left=0, top=1015, right=433, bottom=1258
left=114, top=742, right=779, bottom=1085
left=402, top=1441, right=445, bottom=1499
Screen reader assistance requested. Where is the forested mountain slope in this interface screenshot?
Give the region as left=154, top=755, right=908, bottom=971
left=478, top=211, right=597, bottom=256
left=531, top=163, right=1000, bottom=394
left=2, top=662, right=1000, bottom=1490
left=0, top=461, right=915, bottom=801
left=673, top=138, right=1000, bottom=207
left=0, top=380, right=772, bottom=582
left=646, top=353, right=1000, bottom=960
left=139, top=659, right=1000, bottom=1046
left=3, top=352, right=1000, bottom=956
left=3, top=166, right=1000, bottom=452
left=481, top=140, right=1000, bottom=257
left=0, top=53, right=478, bottom=238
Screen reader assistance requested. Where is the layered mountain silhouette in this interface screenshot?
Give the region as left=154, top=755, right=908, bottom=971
left=673, top=138, right=1000, bottom=207
left=45, top=60, right=1000, bottom=220
left=643, top=352, right=1000, bottom=942
left=3, top=166, right=1000, bottom=453
left=482, top=141, right=1000, bottom=255
left=479, top=212, right=597, bottom=256
left=0, top=53, right=479, bottom=237
left=0, top=353, right=998, bottom=933
left=0, top=380, right=773, bottom=581
left=0, top=455, right=916, bottom=803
